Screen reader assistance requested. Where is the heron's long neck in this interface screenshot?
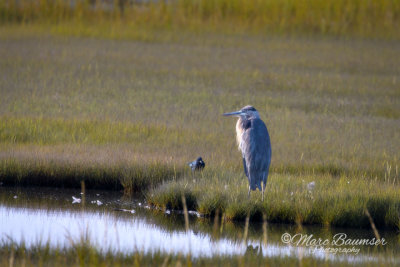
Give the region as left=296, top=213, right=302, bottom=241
left=235, top=118, right=245, bottom=151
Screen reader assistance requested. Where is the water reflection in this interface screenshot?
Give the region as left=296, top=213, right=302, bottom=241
left=0, top=187, right=399, bottom=264
left=1, top=206, right=256, bottom=256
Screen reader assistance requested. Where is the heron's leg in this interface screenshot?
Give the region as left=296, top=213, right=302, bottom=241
left=261, top=183, right=264, bottom=201
left=248, top=186, right=251, bottom=199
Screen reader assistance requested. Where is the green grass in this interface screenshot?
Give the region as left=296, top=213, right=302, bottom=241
left=0, top=240, right=394, bottom=267
left=0, top=33, right=399, bottom=228
left=0, top=155, right=183, bottom=193
left=1, top=0, right=400, bottom=39
left=147, top=171, right=400, bottom=229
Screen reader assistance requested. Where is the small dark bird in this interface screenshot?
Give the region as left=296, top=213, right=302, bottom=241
left=188, top=157, right=205, bottom=171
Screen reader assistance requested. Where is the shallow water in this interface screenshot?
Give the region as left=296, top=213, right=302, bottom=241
left=0, top=187, right=399, bottom=264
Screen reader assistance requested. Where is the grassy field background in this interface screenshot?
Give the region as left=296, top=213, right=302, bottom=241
left=1, top=0, right=400, bottom=39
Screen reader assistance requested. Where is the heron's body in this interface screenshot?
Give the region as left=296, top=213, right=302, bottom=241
left=224, top=106, right=271, bottom=200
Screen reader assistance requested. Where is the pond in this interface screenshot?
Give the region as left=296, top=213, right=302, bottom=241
left=0, top=187, right=398, bottom=264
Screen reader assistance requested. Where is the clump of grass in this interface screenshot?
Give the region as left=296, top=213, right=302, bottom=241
left=197, top=191, right=227, bottom=216
left=148, top=171, right=400, bottom=229
left=147, top=181, right=198, bottom=210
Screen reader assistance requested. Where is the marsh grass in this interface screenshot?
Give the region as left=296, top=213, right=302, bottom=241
left=0, top=33, right=399, bottom=228
left=148, top=170, right=400, bottom=229
left=0, top=236, right=394, bottom=267
left=1, top=0, right=400, bottom=39
left=0, top=149, right=183, bottom=193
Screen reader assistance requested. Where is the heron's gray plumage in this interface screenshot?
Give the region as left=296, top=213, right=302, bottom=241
left=223, top=105, right=271, bottom=200
left=240, top=117, right=271, bottom=190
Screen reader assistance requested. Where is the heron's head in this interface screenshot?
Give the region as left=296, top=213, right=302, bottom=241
left=223, top=105, right=260, bottom=119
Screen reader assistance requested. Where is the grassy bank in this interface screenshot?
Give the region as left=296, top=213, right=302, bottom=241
left=148, top=171, right=400, bottom=229
left=0, top=34, right=399, bottom=228
left=1, top=0, right=400, bottom=39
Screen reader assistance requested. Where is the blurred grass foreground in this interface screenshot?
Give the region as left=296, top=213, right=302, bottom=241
left=1, top=0, right=400, bottom=39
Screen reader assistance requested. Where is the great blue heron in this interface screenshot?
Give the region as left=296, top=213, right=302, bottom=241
left=188, top=157, right=205, bottom=171
left=223, top=105, right=271, bottom=201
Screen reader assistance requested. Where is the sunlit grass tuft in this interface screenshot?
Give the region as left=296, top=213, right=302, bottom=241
left=148, top=171, right=400, bottom=229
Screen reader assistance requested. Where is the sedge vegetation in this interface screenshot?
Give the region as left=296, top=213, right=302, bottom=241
left=0, top=0, right=400, bottom=39
left=0, top=8, right=399, bottom=228
left=0, top=241, right=387, bottom=267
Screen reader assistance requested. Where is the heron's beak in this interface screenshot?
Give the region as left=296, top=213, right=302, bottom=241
left=223, top=110, right=243, bottom=117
